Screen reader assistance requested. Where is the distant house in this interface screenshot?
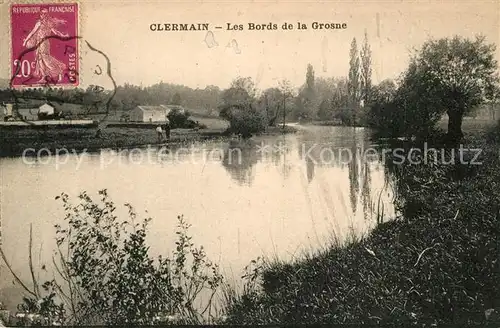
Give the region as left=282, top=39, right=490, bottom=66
left=16, top=108, right=39, bottom=121
left=13, top=102, right=58, bottom=121
left=39, top=103, right=55, bottom=115
left=129, top=105, right=169, bottom=122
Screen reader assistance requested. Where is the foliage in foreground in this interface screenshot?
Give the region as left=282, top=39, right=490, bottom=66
left=11, top=190, right=223, bottom=326
left=223, top=136, right=500, bottom=325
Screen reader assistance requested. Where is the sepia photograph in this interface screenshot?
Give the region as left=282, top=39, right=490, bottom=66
left=0, top=0, right=499, bottom=325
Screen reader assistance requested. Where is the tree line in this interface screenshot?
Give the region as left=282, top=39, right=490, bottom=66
left=0, top=82, right=223, bottom=116
left=2, top=32, right=497, bottom=143
left=218, top=30, right=374, bottom=136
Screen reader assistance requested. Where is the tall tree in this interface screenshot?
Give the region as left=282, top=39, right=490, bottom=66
left=305, top=63, right=316, bottom=117
left=294, top=64, right=316, bottom=120
left=278, top=79, right=294, bottom=128
left=348, top=38, right=361, bottom=124
left=412, top=35, right=499, bottom=142
left=306, top=64, right=315, bottom=95
left=230, top=77, right=256, bottom=99
left=360, top=30, right=372, bottom=105
left=221, top=77, right=256, bottom=110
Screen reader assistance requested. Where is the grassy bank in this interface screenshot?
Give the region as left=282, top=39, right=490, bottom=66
left=0, top=121, right=297, bottom=157
left=0, top=127, right=225, bottom=157
left=222, top=127, right=500, bottom=325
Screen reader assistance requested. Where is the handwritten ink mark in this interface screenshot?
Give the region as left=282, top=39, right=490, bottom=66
left=204, top=31, right=218, bottom=48
left=94, top=65, right=102, bottom=75
left=227, top=39, right=241, bottom=54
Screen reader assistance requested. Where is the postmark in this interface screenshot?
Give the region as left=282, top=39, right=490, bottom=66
left=10, top=3, right=79, bottom=88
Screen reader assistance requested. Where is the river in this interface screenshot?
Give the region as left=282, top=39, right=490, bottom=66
left=0, top=125, right=395, bottom=310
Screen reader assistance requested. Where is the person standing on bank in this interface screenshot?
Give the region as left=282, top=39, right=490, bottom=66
left=156, top=125, right=163, bottom=143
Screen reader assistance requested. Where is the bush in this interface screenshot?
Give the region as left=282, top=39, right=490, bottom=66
left=219, top=104, right=266, bottom=138
left=167, top=108, right=191, bottom=129
left=366, top=100, right=403, bottom=136
left=12, top=190, right=223, bottom=326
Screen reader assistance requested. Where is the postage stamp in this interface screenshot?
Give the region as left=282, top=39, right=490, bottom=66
left=10, top=3, right=79, bottom=88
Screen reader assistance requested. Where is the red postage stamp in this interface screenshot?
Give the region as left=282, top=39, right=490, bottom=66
left=10, top=3, right=79, bottom=88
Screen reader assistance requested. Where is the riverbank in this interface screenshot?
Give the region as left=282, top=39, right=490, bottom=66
left=222, top=126, right=500, bottom=325
left=0, top=124, right=298, bottom=157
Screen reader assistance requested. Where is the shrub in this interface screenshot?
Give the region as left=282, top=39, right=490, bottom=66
left=219, top=104, right=266, bottom=138
left=11, top=190, right=223, bottom=326
left=167, top=108, right=191, bottom=129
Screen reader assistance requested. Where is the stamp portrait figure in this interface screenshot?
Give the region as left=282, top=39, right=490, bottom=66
left=22, top=9, right=69, bottom=83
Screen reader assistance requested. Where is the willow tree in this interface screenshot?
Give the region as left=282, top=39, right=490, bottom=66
left=415, top=35, right=499, bottom=142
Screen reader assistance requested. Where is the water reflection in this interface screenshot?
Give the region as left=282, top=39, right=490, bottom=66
left=269, top=137, right=293, bottom=180
left=218, top=129, right=384, bottom=224
left=306, top=155, right=315, bottom=183
left=348, top=140, right=360, bottom=216
left=220, top=137, right=299, bottom=185
left=361, top=162, right=373, bottom=221
left=221, top=140, right=261, bottom=186
left=295, top=127, right=376, bottom=221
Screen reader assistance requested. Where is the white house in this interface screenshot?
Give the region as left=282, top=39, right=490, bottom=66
left=129, top=105, right=169, bottom=122
left=39, top=103, right=55, bottom=115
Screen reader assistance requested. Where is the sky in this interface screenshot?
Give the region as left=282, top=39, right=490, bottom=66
left=1, top=0, right=499, bottom=91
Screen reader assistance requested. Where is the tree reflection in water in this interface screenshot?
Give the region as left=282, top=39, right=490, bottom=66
left=348, top=141, right=360, bottom=216
left=221, top=140, right=261, bottom=186
left=270, top=137, right=293, bottom=180
left=220, top=128, right=377, bottom=222
left=306, top=155, right=315, bottom=183
left=361, top=161, right=373, bottom=221
left=296, top=127, right=375, bottom=220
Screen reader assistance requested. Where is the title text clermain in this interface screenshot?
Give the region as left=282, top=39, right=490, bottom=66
left=149, top=22, right=348, bottom=31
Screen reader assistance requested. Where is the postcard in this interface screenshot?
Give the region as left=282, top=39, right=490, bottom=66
left=0, top=0, right=499, bottom=326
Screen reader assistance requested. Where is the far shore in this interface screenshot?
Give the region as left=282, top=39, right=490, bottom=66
left=0, top=124, right=298, bottom=158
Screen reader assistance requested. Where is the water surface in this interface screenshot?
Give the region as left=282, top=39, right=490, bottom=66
left=0, top=125, right=395, bottom=309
